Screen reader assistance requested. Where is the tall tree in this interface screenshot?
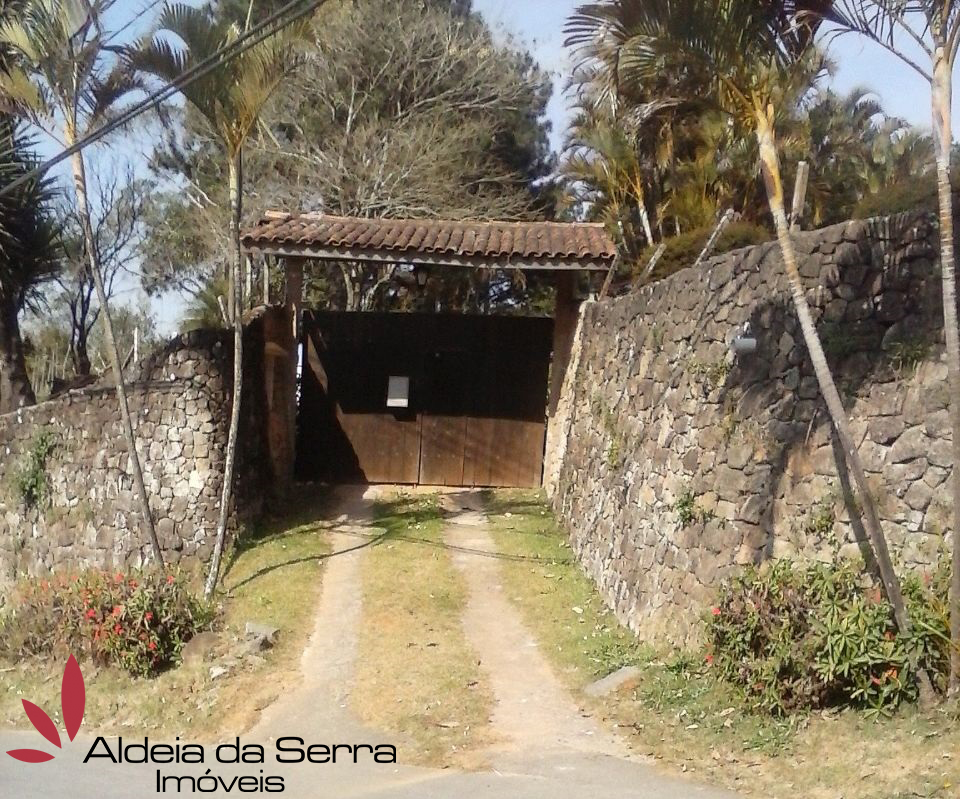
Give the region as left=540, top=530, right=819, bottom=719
left=140, top=0, right=555, bottom=312
left=809, top=0, right=960, bottom=695
left=566, top=0, right=930, bottom=696
left=132, top=1, right=311, bottom=597
left=57, top=164, right=147, bottom=376
left=0, top=118, right=59, bottom=414
left=0, top=0, right=164, bottom=565
left=564, top=24, right=931, bottom=269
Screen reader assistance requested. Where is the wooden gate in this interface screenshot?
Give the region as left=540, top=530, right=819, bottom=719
left=297, top=311, right=553, bottom=487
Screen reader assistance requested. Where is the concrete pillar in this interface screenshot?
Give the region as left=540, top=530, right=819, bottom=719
left=543, top=300, right=588, bottom=497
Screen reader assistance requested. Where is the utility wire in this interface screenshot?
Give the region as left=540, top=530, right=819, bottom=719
left=103, top=0, right=166, bottom=45
left=0, top=0, right=325, bottom=199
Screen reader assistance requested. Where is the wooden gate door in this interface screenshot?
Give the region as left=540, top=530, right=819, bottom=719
left=297, top=312, right=422, bottom=483
left=297, top=312, right=552, bottom=487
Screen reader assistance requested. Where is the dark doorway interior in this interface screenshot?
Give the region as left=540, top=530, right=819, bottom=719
left=297, top=311, right=553, bottom=487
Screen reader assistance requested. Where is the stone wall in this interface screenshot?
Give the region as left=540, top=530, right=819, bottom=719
left=0, top=314, right=273, bottom=584
left=549, top=213, right=952, bottom=643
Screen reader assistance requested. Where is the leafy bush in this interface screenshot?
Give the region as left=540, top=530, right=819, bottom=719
left=0, top=570, right=213, bottom=677
left=14, top=429, right=57, bottom=510
left=706, top=559, right=949, bottom=716
left=851, top=167, right=960, bottom=219
left=633, top=221, right=773, bottom=283
left=852, top=175, right=939, bottom=219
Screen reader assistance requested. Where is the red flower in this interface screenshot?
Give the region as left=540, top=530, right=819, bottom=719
left=114, top=624, right=122, bottom=635
left=112, top=605, right=123, bottom=617
left=166, top=575, right=175, bottom=585
left=711, top=607, right=721, bottom=616
left=705, top=654, right=714, bottom=664
left=115, top=572, right=124, bottom=583
left=145, top=612, right=153, bottom=622
left=85, top=609, right=96, bottom=619
left=148, top=641, right=157, bottom=651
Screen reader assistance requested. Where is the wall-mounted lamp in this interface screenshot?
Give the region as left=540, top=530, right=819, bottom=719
left=730, top=322, right=757, bottom=356
left=415, top=266, right=430, bottom=288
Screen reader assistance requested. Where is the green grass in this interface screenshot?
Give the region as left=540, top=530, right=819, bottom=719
left=482, top=489, right=646, bottom=683
left=483, top=489, right=960, bottom=799
left=351, top=491, right=495, bottom=768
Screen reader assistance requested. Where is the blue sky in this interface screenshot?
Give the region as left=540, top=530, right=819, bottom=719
left=54, top=1, right=943, bottom=334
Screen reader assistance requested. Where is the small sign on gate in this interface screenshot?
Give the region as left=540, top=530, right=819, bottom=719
left=386, top=376, right=410, bottom=408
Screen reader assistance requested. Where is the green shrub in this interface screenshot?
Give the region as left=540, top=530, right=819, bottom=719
left=851, top=172, right=960, bottom=219
left=706, top=559, right=949, bottom=716
left=14, top=429, right=57, bottom=510
left=633, top=221, right=773, bottom=283
left=672, top=489, right=716, bottom=528
left=0, top=569, right=213, bottom=677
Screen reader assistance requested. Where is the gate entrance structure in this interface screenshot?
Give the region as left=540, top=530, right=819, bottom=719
left=241, top=212, right=616, bottom=488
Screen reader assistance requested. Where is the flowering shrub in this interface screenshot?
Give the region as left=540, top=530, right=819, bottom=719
left=0, top=570, right=213, bottom=677
left=705, top=559, right=949, bottom=716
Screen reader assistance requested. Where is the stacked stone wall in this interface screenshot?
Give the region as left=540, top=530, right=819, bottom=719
left=549, top=213, right=952, bottom=642
left=0, top=316, right=271, bottom=583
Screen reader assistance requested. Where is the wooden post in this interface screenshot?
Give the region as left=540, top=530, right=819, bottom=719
left=285, top=256, right=304, bottom=341
left=548, top=271, right=578, bottom=418
left=244, top=255, right=253, bottom=309
left=790, top=161, right=809, bottom=232
left=263, top=255, right=271, bottom=306
left=133, top=326, right=140, bottom=364
left=280, top=256, right=305, bottom=486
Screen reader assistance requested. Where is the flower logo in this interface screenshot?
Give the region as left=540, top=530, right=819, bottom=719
left=6, top=655, right=85, bottom=763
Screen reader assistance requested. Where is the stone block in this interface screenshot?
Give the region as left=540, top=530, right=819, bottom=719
left=869, top=416, right=904, bottom=445
left=887, top=426, right=929, bottom=463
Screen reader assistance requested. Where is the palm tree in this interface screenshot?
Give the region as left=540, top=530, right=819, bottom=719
left=799, top=87, right=886, bottom=224
left=864, top=123, right=933, bottom=194
left=566, top=0, right=922, bottom=667
left=132, top=3, right=310, bottom=598
left=814, top=0, right=960, bottom=693
left=564, top=103, right=658, bottom=259
left=0, top=118, right=59, bottom=414
left=0, top=0, right=164, bottom=566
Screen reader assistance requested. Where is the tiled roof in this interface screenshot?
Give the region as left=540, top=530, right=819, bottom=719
left=241, top=212, right=617, bottom=264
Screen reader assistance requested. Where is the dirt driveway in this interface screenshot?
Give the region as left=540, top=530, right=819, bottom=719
left=248, top=485, right=737, bottom=798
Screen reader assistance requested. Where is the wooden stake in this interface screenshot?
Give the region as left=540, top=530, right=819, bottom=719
left=599, top=258, right=620, bottom=299
left=640, top=242, right=667, bottom=282
left=694, top=208, right=734, bottom=268
left=217, top=295, right=229, bottom=327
